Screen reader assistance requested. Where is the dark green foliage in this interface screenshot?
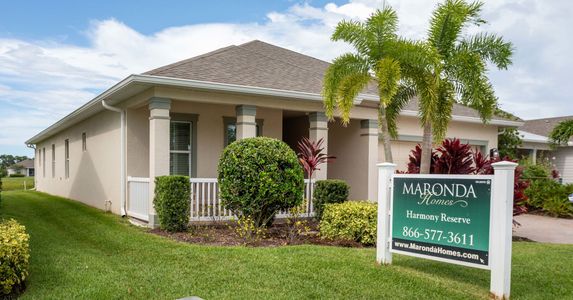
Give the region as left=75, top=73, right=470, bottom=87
left=153, top=176, right=190, bottom=232
left=8, top=174, right=25, bottom=178
left=313, top=179, right=349, bottom=219
left=522, top=164, right=550, bottom=181
left=498, top=128, right=522, bottom=158
left=549, top=119, right=573, bottom=146
left=525, top=179, right=573, bottom=217
left=218, top=137, right=304, bottom=228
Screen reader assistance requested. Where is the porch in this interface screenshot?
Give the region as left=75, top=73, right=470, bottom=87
left=124, top=93, right=379, bottom=226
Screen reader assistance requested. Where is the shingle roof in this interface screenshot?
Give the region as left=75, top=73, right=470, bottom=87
left=10, top=159, right=34, bottom=169
left=144, top=40, right=513, bottom=122
left=521, top=116, right=573, bottom=141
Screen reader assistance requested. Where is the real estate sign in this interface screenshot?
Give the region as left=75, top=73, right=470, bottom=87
left=390, top=175, right=493, bottom=268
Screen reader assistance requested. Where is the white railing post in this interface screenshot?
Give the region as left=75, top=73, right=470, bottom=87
left=490, top=161, right=517, bottom=299
left=376, top=162, right=396, bottom=265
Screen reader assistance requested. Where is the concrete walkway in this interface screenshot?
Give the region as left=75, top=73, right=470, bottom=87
left=513, top=214, right=573, bottom=244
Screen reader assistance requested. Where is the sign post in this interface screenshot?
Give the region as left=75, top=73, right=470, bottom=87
left=376, top=161, right=517, bottom=299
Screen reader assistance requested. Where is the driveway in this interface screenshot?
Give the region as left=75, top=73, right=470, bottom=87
left=514, top=214, right=573, bottom=244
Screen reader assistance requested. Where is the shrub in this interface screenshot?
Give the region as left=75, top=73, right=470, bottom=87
left=153, top=176, right=190, bottom=232
left=319, top=201, right=377, bottom=245
left=525, top=179, right=573, bottom=217
left=8, top=174, right=24, bottom=178
left=313, top=179, right=349, bottom=219
left=218, top=137, right=304, bottom=228
left=0, top=219, right=30, bottom=296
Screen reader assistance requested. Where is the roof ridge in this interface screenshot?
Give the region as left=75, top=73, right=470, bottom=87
left=237, top=40, right=330, bottom=78
left=526, top=115, right=573, bottom=121
left=143, top=45, right=238, bottom=75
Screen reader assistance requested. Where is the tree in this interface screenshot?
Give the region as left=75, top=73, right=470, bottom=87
left=498, top=128, right=522, bottom=158
left=0, top=155, right=29, bottom=170
left=322, top=7, right=417, bottom=163
left=549, top=119, right=573, bottom=147
left=415, top=0, right=513, bottom=173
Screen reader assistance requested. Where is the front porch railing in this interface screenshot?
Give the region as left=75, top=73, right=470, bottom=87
left=189, top=178, right=315, bottom=222
left=128, top=177, right=315, bottom=223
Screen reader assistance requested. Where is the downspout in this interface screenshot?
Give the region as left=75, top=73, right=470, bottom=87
left=102, top=100, right=127, bottom=216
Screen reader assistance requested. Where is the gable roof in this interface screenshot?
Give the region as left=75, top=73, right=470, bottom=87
left=520, top=115, right=573, bottom=143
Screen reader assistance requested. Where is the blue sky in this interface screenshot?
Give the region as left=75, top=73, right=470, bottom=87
left=1, top=0, right=572, bottom=157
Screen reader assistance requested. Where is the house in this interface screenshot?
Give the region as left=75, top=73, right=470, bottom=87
left=25, top=40, right=521, bottom=227
left=518, top=116, right=573, bottom=183
left=7, top=159, right=35, bottom=177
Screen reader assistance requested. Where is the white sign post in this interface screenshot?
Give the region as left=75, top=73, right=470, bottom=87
left=376, top=161, right=517, bottom=299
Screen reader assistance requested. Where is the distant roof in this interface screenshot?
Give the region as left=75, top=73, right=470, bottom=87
left=145, top=40, right=516, bottom=124
left=10, top=158, right=34, bottom=169
left=521, top=116, right=573, bottom=142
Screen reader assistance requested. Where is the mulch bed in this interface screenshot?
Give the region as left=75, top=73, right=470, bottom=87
left=149, top=221, right=365, bottom=248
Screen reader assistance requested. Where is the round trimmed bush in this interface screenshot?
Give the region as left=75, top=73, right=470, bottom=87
left=218, top=137, right=304, bottom=228
left=153, top=175, right=190, bottom=232
left=313, top=179, right=349, bottom=219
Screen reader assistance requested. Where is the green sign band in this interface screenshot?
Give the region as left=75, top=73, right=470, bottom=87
left=391, top=175, right=492, bottom=267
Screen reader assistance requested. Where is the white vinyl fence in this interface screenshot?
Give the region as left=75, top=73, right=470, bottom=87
left=127, top=177, right=315, bottom=223
left=127, top=176, right=150, bottom=221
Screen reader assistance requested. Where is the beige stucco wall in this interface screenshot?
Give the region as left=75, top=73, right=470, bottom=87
left=35, top=110, right=122, bottom=214
left=328, top=119, right=373, bottom=200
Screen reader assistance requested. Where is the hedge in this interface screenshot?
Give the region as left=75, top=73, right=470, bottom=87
left=525, top=179, right=573, bottom=217
left=153, top=176, right=190, bottom=232
left=218, top=137, right=304, bottom=228
left=0, top=219, right=30, bottom=296
left=313, top=179, right=349, bottom=220
left=319, top=201, right=377, bottom=245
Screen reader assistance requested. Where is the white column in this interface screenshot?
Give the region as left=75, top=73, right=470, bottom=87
left=531, top=148, right=537, bottom=164
left=148, top=97, right=171, bottom=228
left=490, top=161, right=517, bottom=299
left=376, top=162, right=396, bottom=265
left=236, top=105, right=257, bottom=140
left=309, top=112, right=328, bottom=180
left=361, top=119, right=379, bottom=201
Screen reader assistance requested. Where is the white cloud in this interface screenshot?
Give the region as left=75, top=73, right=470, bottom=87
left=0, top=0, right=572, bottom=154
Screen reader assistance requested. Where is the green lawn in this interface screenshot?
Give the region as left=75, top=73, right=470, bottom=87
left=1, top=191, right=572, bottom=299
left=1, top=177, right=35, bottom=191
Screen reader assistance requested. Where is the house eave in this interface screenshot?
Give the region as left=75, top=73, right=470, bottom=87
left=400, top=110, right=524, bottom=127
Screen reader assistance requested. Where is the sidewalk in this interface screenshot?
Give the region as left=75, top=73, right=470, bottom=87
left=513, top=214, right=573, bottom=244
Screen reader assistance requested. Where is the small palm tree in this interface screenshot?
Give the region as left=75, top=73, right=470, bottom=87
left=415, top=0, right=513, bottom=173
left=322, top=7, right=417, bottom=163
left=549, top=119, right=573, bottom=146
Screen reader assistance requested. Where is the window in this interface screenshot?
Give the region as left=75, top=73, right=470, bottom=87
left=223, top=118, right=263, bottom=147
left=170, top=121, right=192, bottom=176
left=51, top=144, right=56, bottom=178
left=42, top=148, right=46, bottom=178
left=64, top=139, right=70, bottom=179
left=82, top=132, right=87, bottom=152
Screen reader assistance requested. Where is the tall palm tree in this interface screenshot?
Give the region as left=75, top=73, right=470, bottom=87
left=323, top=7, right=416, bottom=163
left=416, top=0, right=513, bottom=173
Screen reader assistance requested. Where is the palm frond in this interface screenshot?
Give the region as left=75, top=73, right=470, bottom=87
left=322, top=54, right=370, bottom=120
left=365, top=8, right=399, bottom=60
left=457, top=32, right=513, bottom=69
left=549, top=119, right=573, bottom=146
left=332, top=20, right=370, bottom=57
left=336, top=73, right=372, bottom=125
left=386, top=83, right=416, bottom=138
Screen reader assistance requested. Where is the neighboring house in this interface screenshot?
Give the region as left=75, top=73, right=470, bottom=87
left=25, top=40, right=521, bottom=226
left=7, top=159, right=35, bottom=177
left=518, top=116, right=573, bottom=183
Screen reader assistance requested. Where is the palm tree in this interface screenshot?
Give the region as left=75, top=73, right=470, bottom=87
left=416, top=0, right=513, bottom=173
left=549, top=119, right=573, bottom=146
left=322, top=7, right=416, bottom=163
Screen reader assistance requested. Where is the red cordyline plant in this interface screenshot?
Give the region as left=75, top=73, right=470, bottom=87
left=297, top=137, right=335, bottom=179
left=406, top=138, right=530, bottom=216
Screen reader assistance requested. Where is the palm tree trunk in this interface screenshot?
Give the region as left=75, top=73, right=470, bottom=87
left=379, top=105, right=394, bottom=163
left=420, top=121, right=433, bottom=174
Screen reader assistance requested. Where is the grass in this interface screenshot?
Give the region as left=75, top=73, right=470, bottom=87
left=1, top=177, right=35, bottom=191
left=1, top=191, right=572, bottom=299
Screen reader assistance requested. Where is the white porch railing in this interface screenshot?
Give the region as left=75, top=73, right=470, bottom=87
left=127, top=176, right=150, bottom=221
left=189, top=178, right=315, bottom=222
left=127, top=177, right=315, bottom=223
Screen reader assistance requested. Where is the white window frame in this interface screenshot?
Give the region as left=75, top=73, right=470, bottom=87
left=64, top=139, right=70, bottom=179
left=170, top=121, right=192, bottom=176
